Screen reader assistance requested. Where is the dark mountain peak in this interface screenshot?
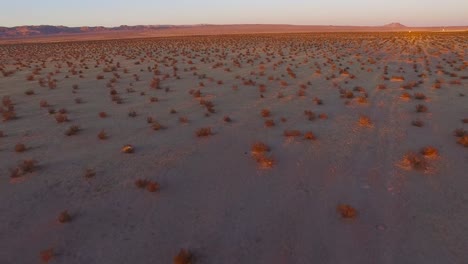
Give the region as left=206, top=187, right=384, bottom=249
left=383, top=22, right=407, bottom=28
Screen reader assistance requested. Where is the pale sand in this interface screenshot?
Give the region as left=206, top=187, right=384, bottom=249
left=0, top=32, right=467, bottom=263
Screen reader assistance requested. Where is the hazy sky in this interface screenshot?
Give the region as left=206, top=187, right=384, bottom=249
left=1, top=0, right=467, bottom=27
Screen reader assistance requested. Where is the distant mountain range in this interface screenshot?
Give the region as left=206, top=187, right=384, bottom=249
left=0, top=25, right=188, bottom=37
left=0, top=23, right=466, bottom=43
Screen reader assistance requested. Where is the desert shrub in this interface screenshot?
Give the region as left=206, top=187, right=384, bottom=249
left=135, top=179, right=149, bottom=188
left=412, top=120, right=424, bottom=127
left=261, top=109, right=271, bottom=118
left=55, top=113, right=69, bottom=123
left=358, top=115, right=372, bottom=127
left=40, top=248, right=54, bottom=263
left=2, top=110, right=16, bottom=121
left=84, top=169, right=96, bottom=178
left=453, top=129, right=466, bottom=137
left=98, top=130, right=108, bottom=140
left=179, top=116, right=189, bottom=124
left=265, top=119, right=275, bottom=127
left=343, top=91, right=354, bottom=99
left=313, top=97, right=323, bottom=105
left=58, top=211, right=72, bottom=223
left=10, top=167, right=21, bottom=178
left=223, top=116, right=232, bottom=123
left=11, top=159, right=38, bottom=177
left=24, top=89, right=35, bottom=95
left=457, top=135, right=468, bottom=147
left=337, top=204, right=357, bottom=219
left=14, top=143, right=26, bottom=152
left=283, top=130, right=302, bottom=137
left=2, top=95, right=12, bottom=106
left=111, top=95, right=123, bottom=104
left=297, top=90, right=306, bottom=97
left=304, top=110, right=316, bottom=121
left=414, top=93, right=426, bottom=100
left=152, top=122, right=166, bottom=131
left=304, top=132, right=316, bottom=140
left=146, top=181, right=160, bottom=192
left=174, top=249, right=193, bottom=264
left=251, top=142, right=270, bottom=155
left=401, top=152, right=428, bottom=170
left=400, top=92, right=412, bottom=100
left=39, top=100, right=49, bottom=108
left=121, top=144, right=134, bottom=153
left=193, top=90, right=201, bottom=98
left=357, top=96, right=368, bottom=104
left=318, top=113, right=328, bottom=120
left=254, top=155, right=275, bottom=169
left=21, top=159, right=37, bottom=173
left=128, top=110, right=137, bottom=117
left=416, top=104, right=428, bottom=113
left=420, top=146, right=438, bottom=158
left=196, top=127, right=213, bottom=137
left=65, top=125, right=80, bottom=136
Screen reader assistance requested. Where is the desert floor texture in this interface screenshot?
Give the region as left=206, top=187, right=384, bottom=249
left=0, top=32, right=467, bottom=264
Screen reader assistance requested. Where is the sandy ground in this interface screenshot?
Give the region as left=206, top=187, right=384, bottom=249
left=0, top=32, right=467, bottom=264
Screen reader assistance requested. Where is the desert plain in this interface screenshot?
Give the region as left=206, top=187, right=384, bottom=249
left=0, top=31, right=467, bottom=263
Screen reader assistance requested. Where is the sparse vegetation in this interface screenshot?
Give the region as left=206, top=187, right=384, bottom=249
left=337, top=204, right=357, bottom=219
left=304, top=131, right=316, bottom=140
left=135, top=179, right=160, bottom=192
left=401, top=152, right=428, bottom=171
left=0, top=32, right=466, bottom=261
left=65, top=125, right=80, bottom=136
left=358, top=115, right=372, bottom=127
left=261, top=109, right=271, bottom=118
left=174, top=249, right=193, bottom=264
left=40, top=248, right=54, bottom=263
left=58, top=211, right=72, bottom=223
left=98, top=130, right=108, bottom=140
left=414, top=93, right=426, bottom=100
left=283, top=130, right=302, bottom=137
left=55, top=113, right=69, bottom=123
left=458, top=135, right=468, bottom=147
left=11, top=159, right=38, bottom=177
left=196, top=127, right=213, bottom=137
left=84, top=169, right=96, bottom=178
left=416, top=104, right=428, bottom=113
left=121, top=144, right=134, bottom=153
left=14, top=143, right=26, bottom=152
left=412, top=120, right=424, bottom=127
left=420, top=146, right=439, bottom=158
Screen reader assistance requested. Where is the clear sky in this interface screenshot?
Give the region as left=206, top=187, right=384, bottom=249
left=1, top=0, right=467, bottom=27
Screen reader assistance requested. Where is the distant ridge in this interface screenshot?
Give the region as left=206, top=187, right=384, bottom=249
left=0, top=23, right=466, bottom=43
left=383, top=22, right=407, bottom=28
left=0, top=25, right=184, bottom=38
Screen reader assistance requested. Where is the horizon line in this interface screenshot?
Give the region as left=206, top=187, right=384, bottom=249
left=2, top=23, right=468, bottom=28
